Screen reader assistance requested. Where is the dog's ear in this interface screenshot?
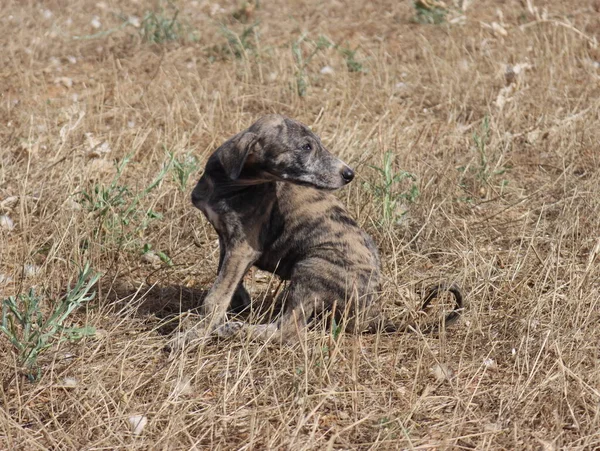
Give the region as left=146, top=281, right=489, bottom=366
left=218, top=131, right=259, bottom=180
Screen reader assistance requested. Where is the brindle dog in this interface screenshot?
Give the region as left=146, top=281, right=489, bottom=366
left=183, top=114, right=462, bottom=345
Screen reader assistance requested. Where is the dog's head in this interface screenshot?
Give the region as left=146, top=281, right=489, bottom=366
left=216, top=114, right=354, bottom=190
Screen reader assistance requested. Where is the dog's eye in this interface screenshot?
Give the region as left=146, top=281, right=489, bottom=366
left=302, top=143, right=312, bottom=151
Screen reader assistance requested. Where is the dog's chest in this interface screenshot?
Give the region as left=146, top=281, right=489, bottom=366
left=201, top=204, right=220, bottom=228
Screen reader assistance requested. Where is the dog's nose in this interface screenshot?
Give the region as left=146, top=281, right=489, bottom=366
left=341, top=167, right=355, bottom=183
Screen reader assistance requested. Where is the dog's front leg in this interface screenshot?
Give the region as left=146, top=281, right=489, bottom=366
left=203, top=240, right=259, bottom=328
left=171, top=241, right=258, bottom=353
left=217, top=235, right=252, bottom=312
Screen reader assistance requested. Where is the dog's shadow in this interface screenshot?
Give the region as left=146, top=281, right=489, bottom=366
left=109, top=282, right=283, bottom=336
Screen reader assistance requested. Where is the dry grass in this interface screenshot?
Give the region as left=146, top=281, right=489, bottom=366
left=1, top=0, right=600, bottom=449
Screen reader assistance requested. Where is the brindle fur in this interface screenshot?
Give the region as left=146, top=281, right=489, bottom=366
left=185, top=114, right=461, bottom=344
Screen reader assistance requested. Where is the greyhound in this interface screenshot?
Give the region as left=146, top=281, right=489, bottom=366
left=183, top=114, right=462, bottom=345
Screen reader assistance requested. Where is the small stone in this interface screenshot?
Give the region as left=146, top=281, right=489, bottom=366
left=171, top=377, right=193, bottom=398
left=0, top=215, right=15, bottom=231
left=320, top=66, right=335, bottom=75
left=141, top=251, right=161, bottom=267
left=23, top=264, right=40, bottom=277
left=491, top=22, right=508, bottom=37
left=483, top=358, right=497, bottom=369
left=338, top=410, right=350, bottom=420
left=91, top=16, right=101, bottom=29
left=94, top=329, right=108, bottom=339
left=54, top=77, right=73, bottom=88
left=128, top=16, right=141, bottom=28
left=128, top=415, right=148, bottom=436
left=0, top=196, right=17, bottom=211
left=64, top=198, right=82, bottom=211
left=62, top=377, right=78, bottom=387
left=431, top=363, right=454, bottom=382
left=87, top=141, right=111, bottom=159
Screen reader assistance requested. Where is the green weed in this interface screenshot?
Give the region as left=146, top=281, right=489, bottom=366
left=368, top=151, right=419, bottom=226
left=78, top=153, right=172, bottom=248
left=219, top=22, right=259, bottom=59
left=140, top=2, right=197, bottom=43
left=0, top=263, right=100, bottom=380
left=412, top=0, right=448, bottom=25
left=340, top=47, right=366, bottom=73
left=292, top=34, right=333, bottom=97
left=472, top=115, right=491, bottom=182
left=458, top=115, right=510, bottom=198
left=472, top=116, right=508, bottom=185
left=171, top=152, right=200, bottom=192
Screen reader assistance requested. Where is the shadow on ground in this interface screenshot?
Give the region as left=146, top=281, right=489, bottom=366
left=104, top=279, right=286, bottom=336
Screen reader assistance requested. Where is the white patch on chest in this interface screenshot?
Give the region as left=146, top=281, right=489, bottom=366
left=202, top=204, right=220, bottom=227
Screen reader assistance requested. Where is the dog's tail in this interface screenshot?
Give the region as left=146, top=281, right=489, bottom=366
left=366, top=283, right=464, bottom=334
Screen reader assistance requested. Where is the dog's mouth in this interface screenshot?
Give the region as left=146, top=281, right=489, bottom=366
left=265, top=171, right=346, bottom=191
left=296, top=180, right=343, bottom=191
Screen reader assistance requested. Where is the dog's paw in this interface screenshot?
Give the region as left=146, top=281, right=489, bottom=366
left=214, top=321, right=246, bottom=338
left=250, top=323, right=279, bottom=341
left=167, top=323, right=210, bottom=359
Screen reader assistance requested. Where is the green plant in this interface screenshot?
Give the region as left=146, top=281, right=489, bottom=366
left=219, top=22, right=259, bottom=59
left=340, top=47, right=365, bottom=73
left=412, top=0, right=448, bottom=25
left=171, top=152, right=199, bottom=192
left=331, top=318, right=343, bottom=341
left=0, top=263, right=99, bottom=380
left=232, top=0, right=259, bottom=23
left=369, top=151, right=419, bottom=226
left=292, top=34, right=333, bottom=97
left=472, top=115, right=508, bottom=184
left=140, top=2, right=197, bottom=43
left=141, top=6, right=181, bottom=43
left=457, top=116, right=509, bottom=198
left=142, top=243, right=173, bottom=267
left=472, top=115, right=490, bottom=181
left=78, top=153, right=172, bottom=247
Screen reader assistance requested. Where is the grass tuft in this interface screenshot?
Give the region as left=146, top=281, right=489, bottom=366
left=1, top=264, right=100, bottom=380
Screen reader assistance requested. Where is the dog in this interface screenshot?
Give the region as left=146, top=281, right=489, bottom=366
left=185, top=114, right=462, bottom=345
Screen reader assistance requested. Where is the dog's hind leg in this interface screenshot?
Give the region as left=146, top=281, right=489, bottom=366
left=246, top=280, right=319, bottom=343
left=249, top=259, right=336, bottom=343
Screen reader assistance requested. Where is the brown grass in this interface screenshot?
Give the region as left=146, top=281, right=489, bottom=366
left=1, top=0, right=600, bottom=449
